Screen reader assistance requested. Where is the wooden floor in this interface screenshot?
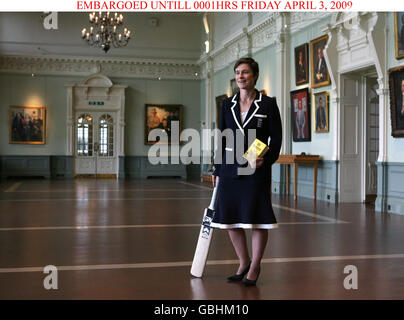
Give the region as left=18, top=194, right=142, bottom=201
left=0, top=178, right=403, bottom=300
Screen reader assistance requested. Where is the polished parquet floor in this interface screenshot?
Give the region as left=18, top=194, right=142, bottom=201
left=0, top=178, right=403, bottom=299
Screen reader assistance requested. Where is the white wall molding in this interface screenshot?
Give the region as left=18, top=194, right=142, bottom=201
left=0, top=54, right=201, bottom=80
left=290, top=12, right=331, bottom=33
left=323, top=12, right=389, bottom=202
left=66, top=73, right=127, bottom=161
left=324, top=12, right=388, bottom=164
left=198, top=12, right=331, bottom=76
left=275, top=13, right=291, bottom=155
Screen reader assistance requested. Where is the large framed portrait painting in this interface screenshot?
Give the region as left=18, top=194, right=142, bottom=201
left=388, top=65, right=404, bottom=137
left=395, top=12, right=404, bottom=60
left=310, top=35, right=331, bottom=88
left=9, top=106, right=46, bottom=144
left=291, top=88, right=311, bottom=142
left=145, top=104, right=182, bottom=144
left=295, top=43, right=309, bottom=85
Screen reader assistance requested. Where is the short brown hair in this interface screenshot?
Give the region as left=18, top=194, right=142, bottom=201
left=233, top=57, right=259, bottom=84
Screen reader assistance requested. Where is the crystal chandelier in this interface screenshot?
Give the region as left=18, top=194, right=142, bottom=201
left=81, top=12, right=131, bottom=53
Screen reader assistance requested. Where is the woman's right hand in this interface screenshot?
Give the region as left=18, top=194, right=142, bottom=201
left=212, top=175, right=219, bottom=188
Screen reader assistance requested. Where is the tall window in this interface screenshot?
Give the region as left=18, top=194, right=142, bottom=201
left=77, top=114, right=93, bottom=156
left=99, top=114, right=114, bottom=157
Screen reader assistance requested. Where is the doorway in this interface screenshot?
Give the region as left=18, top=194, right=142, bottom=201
left=74, top=111, right=117, bottom=178
left=67, top=73, right=126, bottom=179
left=364, top=75, right=379, bottom=203
left=339, top=69, right=379, bottom=203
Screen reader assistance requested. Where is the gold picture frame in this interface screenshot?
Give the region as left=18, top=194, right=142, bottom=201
left=145, top=104, right=182, bottom=145
left=388, top=65, right=404, bottom=137
left=394, top=12, right=404, bottom=60
left=295, top=43, right=309, bottom=85
left=9, top=106, right=46, bottom=144
left=310, top=35, right=331, bottom=88
left=313, top=91, right=329, bottom=133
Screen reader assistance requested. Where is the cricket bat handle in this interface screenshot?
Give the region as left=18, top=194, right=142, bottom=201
left=208, top=177, right=219, bottom=210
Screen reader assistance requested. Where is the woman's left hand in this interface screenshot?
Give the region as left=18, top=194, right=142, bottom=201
left=250, top=157, right=264, bottom=168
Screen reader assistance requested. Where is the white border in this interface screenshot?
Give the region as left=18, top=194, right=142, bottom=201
left=1, top=1, right=404, bottom=12
left=210, top=222, right=278, bottom=229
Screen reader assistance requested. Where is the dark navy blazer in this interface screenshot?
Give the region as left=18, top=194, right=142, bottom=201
left=213, top=90, right=282, bottom=180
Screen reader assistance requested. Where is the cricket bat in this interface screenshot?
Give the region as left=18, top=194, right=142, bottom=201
left=190, top=178, right=219, bottom=278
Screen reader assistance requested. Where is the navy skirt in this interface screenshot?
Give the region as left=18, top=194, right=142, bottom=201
left=211, top=178, right=278, bottom=229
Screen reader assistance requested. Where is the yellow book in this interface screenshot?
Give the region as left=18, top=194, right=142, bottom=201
left=243, top=138, right=269, bottom=163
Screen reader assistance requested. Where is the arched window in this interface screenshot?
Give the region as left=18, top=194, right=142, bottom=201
left=77, top=114, right=93, bottom=156
left=99, top=114, right=114, bottom=157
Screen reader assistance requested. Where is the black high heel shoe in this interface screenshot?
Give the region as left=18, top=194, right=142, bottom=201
left=243, top=267, right=260, bottom=287
left=227, top=262, right=251, bottom=281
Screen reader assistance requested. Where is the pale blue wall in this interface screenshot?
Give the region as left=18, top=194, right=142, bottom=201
left=116, top=77, right=201, bottom=156
left=0, top=74, right=82, bottom=156
left=0, top=73, right=201, bottom=157
left=254, top=45, right=278, bottom=97
left=213, top=65, right=233, bottom=99
left=289, top=15, right=333, bottom=160
left=212, top=45, right=278, bottom=102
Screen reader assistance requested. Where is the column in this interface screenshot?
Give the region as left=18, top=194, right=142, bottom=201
left=275, top=13, right=290, bottom=155
left=66, top=85, right=74, bottom=156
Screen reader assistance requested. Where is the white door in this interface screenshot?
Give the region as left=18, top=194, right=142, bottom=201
left=74, top=112, right=117, bottom=176
left=339, top=74, right=363, bottom=202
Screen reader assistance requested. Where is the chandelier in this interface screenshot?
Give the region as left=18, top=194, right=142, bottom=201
left=81, top=12, right=131, bottom=53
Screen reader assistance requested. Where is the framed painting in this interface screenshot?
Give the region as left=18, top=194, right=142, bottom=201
left=313, top=91, right=329, bottom=133
left=295, top=43, right=309, bottom=85
left=230, top=78, right=238, bottom=96
left=215, top=94, right=228, bottom=128
left=388, top=65, right=404, bottom=137
left=145, top=104, right=182, bottom=144
left=310, top=35, right=331, bottom=88
left=395, top=12, right=404, bottom=60
left=9, top=106, right=46, bottom=144
left=291, top=88, right=311, bottom=142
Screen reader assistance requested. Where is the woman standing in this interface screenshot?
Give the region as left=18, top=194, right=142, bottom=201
left=211, top=57, right=282, bottom=286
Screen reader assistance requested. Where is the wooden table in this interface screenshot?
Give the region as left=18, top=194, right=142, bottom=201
left=276, top=154, right=320, bottom=201
left=201, top=174, right=212, bottom=182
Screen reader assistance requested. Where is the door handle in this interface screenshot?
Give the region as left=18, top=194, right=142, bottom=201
left=94, top=142, right=99, bottom=152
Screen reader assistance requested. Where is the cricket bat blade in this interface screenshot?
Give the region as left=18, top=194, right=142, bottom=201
left=190, top=208, right=215, bottom=277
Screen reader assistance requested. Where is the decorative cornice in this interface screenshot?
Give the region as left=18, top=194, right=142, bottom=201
left=247, top=13, right=278, bottom=35
left=290, top=12, right=331, bottom=33
left=0, top=55, right=201, bottom=80
left=198, top=12, right=332, bottom=75
left=251, top=19, right=277, bottom=53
